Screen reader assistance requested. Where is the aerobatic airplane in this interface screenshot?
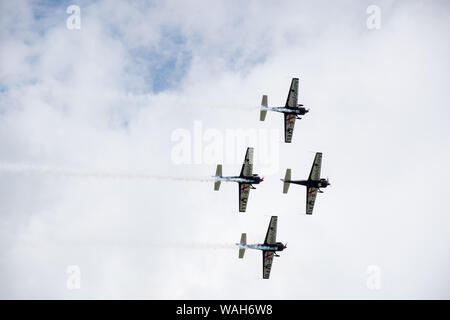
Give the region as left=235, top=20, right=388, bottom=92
left=281, top=152, right=330, bottom=214
left=259, top=77, right=309, bottom=143
left=213, top=147, right=263, bottom=212
left=236, top=216, right=286, bottom=279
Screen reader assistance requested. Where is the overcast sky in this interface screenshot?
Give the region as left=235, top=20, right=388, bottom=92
left=1, top=0, right=449, bottom=299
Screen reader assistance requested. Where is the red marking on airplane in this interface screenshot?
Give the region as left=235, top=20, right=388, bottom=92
left=286, top=114, right=295, bottom=123
left=241, top=184, right=250, bottom=193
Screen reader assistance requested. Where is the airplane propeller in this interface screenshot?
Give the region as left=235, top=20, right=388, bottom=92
left=283, top=243, right=288, bottom=249
left=326, top=177, right=331, bottom=186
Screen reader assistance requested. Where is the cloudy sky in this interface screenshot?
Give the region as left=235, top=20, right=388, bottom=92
left=1, top=0, right=449, bottom=299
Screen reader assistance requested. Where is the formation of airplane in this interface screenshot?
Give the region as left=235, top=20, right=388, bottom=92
left=212, top=147, right=264, bottom=212
left=281, top=152, right=330, bottom=214
left=259, top=77, right=309, bottom=143
left=236, top=216, right=286, bottom=279
left=210, top=77, right=329, bottom=279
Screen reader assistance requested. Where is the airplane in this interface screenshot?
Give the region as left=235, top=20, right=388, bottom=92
left=259, top=77, right=309, bottom=143
left=281, top=152, right=330, bottom=214
left=213, top=147, right=263, bottom=212
left=236, top=216, right=286, bottom=279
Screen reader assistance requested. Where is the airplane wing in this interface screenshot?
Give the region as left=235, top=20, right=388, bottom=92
left=306, top=187, right=318, bottom=215
left=262, top=251, right=275, bottom=279
left=284, top=113, right=296, bottom=143
left=308, top=152, right=322, bottom=181
left=239, top=147, right=254, bottom=177
left=285, top=78, right=299, bottom=108
left=283, top=78, right=299, bottom=143
left=238, top=183, right=251, bottom=212
left=264, top=216, right=277, bottom=244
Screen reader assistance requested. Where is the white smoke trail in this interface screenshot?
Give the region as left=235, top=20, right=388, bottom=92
left=194, top=104, right=259, bottom=112
left=127, top=94, right=259, bottom=112
left=163, top=242, right=236, bottom=250
left=15, top=236, right=236, bottom=250
left=0, top=163, right=215, bottom=182
left=85, top=91, right=259, bottom=112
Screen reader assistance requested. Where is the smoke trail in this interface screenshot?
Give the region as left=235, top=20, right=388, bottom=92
left=194, top=104, right=259, bottom=112
left=142, top=96, right=258, bottom=111
left=163, top=242, right=236, bottom=250
left=116, top=93, right=260, bottom=112
left=15, top=236, right=236, bottom=250
left=0, top=163, right=215, bottom=182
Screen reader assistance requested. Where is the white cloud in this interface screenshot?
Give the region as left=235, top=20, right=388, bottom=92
left=0, top=0, right=449, bottom=299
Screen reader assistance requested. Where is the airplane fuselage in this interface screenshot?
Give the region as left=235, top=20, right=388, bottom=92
left=236, top=242, right=286, bottom=252
left=214, top=175, right=263, bottom=185
left=286, top=178, right=329, bottom=189
left=262, top=105, right=308, bottom=116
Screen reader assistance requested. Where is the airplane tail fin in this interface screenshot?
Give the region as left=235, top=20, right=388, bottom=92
left=238, top=233, right=246, bottom=259
left=214, top=165, right=222, bottom=191
left=260, top=95, right=268, bottom=121
left=282, top=169, right=291, bottom=194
